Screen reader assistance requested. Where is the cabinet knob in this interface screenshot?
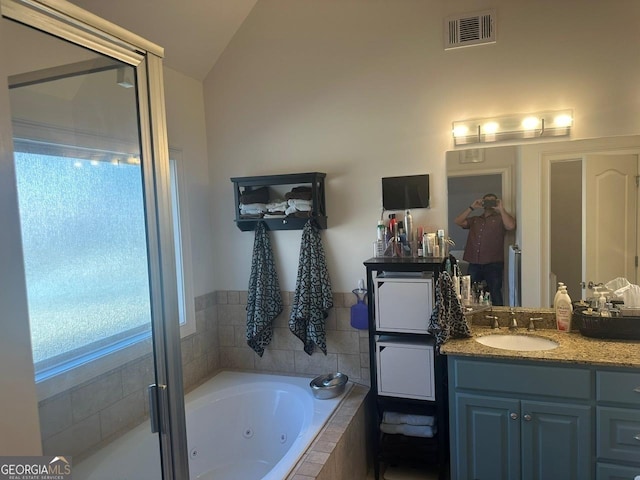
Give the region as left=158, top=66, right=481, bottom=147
left=633, top=386, right=640, bottom=393
left=634, top=434, right=640, bottom=441
left=524, top=414, right=532, bottom=421
left=510, top=412, right=518, bottom=420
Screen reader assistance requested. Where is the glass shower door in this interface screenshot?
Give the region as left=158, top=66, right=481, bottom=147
left=0, top=2, right=187, bottom=478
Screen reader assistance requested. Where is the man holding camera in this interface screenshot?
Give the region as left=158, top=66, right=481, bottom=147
left=454, top=193, right=516, bottom=306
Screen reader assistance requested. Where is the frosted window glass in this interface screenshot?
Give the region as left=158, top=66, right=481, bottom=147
left=14, top=152, right=151, bottom=368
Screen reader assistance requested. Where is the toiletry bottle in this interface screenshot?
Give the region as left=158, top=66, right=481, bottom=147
left=597, top=292, right=607, bottom=312
left=553, top=282, right=565, bottom=309
left=404, top=210, right=413, bottom=246
left=377, top=220, right=385, bottom=242
left=555, top=286, right=573, bottom=331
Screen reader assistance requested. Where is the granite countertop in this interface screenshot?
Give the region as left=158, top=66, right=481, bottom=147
left=441, top=325, right=640, bottom=369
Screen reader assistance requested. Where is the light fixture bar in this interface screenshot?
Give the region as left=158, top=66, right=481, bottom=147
left=452, top=109, right=573, bottom=146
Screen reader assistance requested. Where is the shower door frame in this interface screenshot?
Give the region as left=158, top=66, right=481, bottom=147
left=0, top=0, right=189, bottom=477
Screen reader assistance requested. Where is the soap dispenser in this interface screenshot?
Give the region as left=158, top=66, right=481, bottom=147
left=553, top=282, right=565, bottom=309
left=555, top=286, right=573, bottom=332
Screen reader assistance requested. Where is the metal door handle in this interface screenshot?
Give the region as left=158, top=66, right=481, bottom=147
left=510, top=412, right=518, bottom=420
left=524, top=414, right=532, bottom=421
left=633, top=386, right=640, bottom=393
left=634, top=434, right=640, bottom=441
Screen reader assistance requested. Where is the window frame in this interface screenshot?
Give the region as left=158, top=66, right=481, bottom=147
left=12, top=130, right=194, bottom=400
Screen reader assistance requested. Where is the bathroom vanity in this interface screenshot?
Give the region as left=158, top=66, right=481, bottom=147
left=363, top=257, right=449, bottom=480
left=442, top=325, right=640, bottom=480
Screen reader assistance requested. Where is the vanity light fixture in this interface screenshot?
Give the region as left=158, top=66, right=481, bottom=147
left=452, top=109, right=573, bottom=146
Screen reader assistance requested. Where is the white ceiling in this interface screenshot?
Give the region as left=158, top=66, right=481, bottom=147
left=69, top=0, right=258, bottom=81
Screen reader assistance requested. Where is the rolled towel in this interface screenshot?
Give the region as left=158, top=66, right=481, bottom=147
left=382, top=411, right=435, bottom=426
left=380, top=422, right=437, bottom=438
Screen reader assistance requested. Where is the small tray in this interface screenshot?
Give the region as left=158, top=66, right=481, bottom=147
left=577, top=312, right=640, bottom=340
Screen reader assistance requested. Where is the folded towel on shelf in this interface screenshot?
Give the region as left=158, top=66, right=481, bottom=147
left=239, top=186, right=269, bottom=205
left=427, top=271, right=471, bottom=350
left=288, top=198, right=312, bottom=209
left=246, top=222, right=283, bottom=356
left=266, top=200, right=288, bottom=212
left=289, top=220, right=333, bottom=355
left=382, top=411, right=435, bottom=426
left=240, top=203, right=268, bottom=215
left=285, top=186, right=312, bottom=201
left=380, top=422, right=437, bottom=438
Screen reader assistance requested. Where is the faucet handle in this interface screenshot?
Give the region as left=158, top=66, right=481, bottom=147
left=527, top=317, right=543, bottom=331
left=486, top=315, right=499, bottom=329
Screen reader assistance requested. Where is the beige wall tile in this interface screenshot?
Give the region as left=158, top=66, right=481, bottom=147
left=227, top=290, right=240, bottom=304
left=294, top=351, right=338, bottom=376
left=326, top=330, right=359, bottom=354
left=218, top=325, right=235, bottom=347
left=42, top=414, right=101, bottom=458
left=71, top=371, right=123, bottom=423
left=122, top=354, right=154, bottom=397
left=217, top=304, right=245, bottom=325
left=181, top=336, right=194, bottom=364
left=100, top=390, right=146, bottom=439
left=38, top=393, right=72, bottom=440
left=337, top=353, right=361, bottom=380
left=270, top=327, right=304, bottom=351
left=254, top=349, right=295, bottom=373
left=335, top=307, right=352, bottom=331
left=219, top=347, right=255, bottom=370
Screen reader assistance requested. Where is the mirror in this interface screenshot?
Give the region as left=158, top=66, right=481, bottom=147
left=447, top=136, right=640, bottom=308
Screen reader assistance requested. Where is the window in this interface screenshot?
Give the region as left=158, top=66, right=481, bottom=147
left=14, top=143, right=193, bottom=383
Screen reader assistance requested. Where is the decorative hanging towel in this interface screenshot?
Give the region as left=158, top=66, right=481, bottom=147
left=246, top=222, right=283, bottom=356
left=428, top=271, right=471, bottom=350
left=289, top=220, right=333, bottom=355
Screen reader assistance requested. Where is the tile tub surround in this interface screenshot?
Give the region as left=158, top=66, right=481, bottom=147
left=287, top=382, right=371, bottom=480
left=216, top=290, right=371, bottom=385
left=39, top=292, right=219, bottom=460
left=38, top=289, right=369, bottom=460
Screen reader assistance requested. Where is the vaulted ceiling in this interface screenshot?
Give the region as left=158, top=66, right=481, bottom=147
left=69, top=0, right=258, bottom=81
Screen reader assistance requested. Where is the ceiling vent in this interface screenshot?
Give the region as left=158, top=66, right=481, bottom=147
left=445, top=10, right=496, bottom=50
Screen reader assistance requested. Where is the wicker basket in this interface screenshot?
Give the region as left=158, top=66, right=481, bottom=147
left=577, top=311, right=640, bottom=340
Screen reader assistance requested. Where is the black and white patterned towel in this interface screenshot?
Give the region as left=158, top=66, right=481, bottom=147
left=289, top=220, right=333, bottom=355
left=428, top=271, right=471, bottom=349
left=246, top=222, right=283, bottom=356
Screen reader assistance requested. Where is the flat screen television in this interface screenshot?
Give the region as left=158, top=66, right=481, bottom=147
left=382, top=174, right=430, bottom=210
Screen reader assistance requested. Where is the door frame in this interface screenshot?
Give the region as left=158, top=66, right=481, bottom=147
left=540, top=139, right=640, bottom=307
left=0, top=0, right=188, bottom=477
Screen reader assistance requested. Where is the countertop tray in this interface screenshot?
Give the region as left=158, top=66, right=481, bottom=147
left=576, top=312, right=640, bottom=340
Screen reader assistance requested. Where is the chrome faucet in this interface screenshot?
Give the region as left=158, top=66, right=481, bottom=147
left=509, top=310, right=518, bottom=331
left=527, top=317, right=543, bottom=331
left=486, top=315, right=499, bottom=329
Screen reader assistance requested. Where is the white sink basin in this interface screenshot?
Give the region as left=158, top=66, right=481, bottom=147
left=475, top=334, right=559, bottom=351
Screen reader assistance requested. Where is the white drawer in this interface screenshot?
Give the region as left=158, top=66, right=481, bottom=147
left=376, top=336, right=435, bottom=401
left=374, top=274, right=433, bottom=333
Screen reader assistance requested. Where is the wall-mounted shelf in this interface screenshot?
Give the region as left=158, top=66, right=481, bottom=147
left=230, top=172, right=327, bottom=231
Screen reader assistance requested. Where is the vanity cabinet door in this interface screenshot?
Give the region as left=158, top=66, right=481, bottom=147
left=452, top=393, right=520, bottom=480
left=521, top=400, right=592, bottom=480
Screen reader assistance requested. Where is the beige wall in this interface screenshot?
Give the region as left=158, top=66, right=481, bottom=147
left=203, top=0, right=640, bottom=293
left=164, top=67, right=215, bottom=296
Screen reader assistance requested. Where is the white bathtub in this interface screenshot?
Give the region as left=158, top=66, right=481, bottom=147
left=74, top=370, right=349, bottom=480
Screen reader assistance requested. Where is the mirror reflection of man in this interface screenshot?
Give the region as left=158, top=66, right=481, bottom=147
left=454, top=193, right=516, bottom=306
